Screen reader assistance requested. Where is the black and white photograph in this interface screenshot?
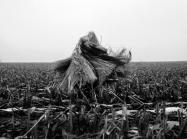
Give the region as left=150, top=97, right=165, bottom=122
left=0, top=0, right=187, bottom=138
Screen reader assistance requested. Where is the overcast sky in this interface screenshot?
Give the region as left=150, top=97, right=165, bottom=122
left=0, top=0, right=187, bottom=62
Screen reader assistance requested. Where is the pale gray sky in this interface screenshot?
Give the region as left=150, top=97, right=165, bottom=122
left=0, top=0, right=187, bottom=62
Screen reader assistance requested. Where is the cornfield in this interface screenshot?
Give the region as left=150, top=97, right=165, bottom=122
left=0, top=62, right=187, bottom=139
left=0, top=32, right=187, bottom=139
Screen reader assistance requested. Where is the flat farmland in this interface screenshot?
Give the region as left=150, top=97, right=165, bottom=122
left=0, top=62, right=187, bottom=139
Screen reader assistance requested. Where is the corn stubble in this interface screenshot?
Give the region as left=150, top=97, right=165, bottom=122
left=0, top=33, right=187, bottom=139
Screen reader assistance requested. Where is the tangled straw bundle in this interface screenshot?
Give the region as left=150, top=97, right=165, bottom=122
left=58, top=47, right=97, bottom=93
left=55, top=32, right=131, bottom=95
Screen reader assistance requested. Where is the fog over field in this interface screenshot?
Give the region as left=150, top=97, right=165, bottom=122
left=0, top=0, right=187, bottom=62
